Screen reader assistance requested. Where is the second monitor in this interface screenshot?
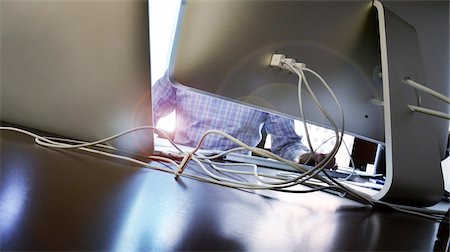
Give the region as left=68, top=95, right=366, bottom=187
left=169, top=0, right=448, bottom=206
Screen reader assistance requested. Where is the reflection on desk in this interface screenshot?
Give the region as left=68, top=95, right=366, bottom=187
left=0, top=129, right=442, bottom=251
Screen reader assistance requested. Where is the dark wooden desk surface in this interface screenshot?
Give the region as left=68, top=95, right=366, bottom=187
left=0, top=129, right=443, bottom=251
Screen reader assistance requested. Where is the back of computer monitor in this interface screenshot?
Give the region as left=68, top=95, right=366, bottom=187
left=1, top=0, right=154, bottom=155
left=169, top=0, right=447, bottom=206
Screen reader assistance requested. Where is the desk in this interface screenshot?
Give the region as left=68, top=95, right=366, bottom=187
left=0, top=129, right=443, bottom=251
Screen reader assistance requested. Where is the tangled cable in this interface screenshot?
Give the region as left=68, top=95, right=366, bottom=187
left=0, top=61, right=447, bottom=222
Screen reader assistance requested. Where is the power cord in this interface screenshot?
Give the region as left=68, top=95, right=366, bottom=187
left=0, top=53, right=447, bottom=221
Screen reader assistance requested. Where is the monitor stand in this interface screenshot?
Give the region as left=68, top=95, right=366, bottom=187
left=372, top=0, right=446, bottom=206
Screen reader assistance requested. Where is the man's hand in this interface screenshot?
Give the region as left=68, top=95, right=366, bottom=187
left=298, top=152, right=337, bottom=170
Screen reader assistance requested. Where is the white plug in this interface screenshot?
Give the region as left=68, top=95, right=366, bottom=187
left=281, top=58, right=298, bottom=73
left=283, top=58, right=296, bottom=67
left=270, top=53, right=305, bottom=73
left=270, top=54, right=286, bottom=68
left=295, top=62, right=306, bottom=69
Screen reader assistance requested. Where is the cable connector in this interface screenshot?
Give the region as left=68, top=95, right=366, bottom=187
left=295, top=62, right=306, bottom=69
left=270, top=53, right=295, bottom=72
left=283, top=58, right=297, bottom=68
left=175, top=152, right=193, bottom=179
left=270, top=53, right=305, bottom=73
left=270, top=54, right=287, bottom=68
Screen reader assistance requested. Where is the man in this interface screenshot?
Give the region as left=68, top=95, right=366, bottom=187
left=153, top=72, right=335, bottom=167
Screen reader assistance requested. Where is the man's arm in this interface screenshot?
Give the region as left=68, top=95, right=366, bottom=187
left=264, top=113, right=309, bottom=161
left=264, top=114, right=336, bottom=169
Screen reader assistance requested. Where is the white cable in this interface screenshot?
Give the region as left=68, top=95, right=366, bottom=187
left=2, top=67, right=447, bottom=221
left=1, top=125, right=445, bottom=221
left=284, top=62, right=448, bottom=212
left=285, top=62, right=344, bottom=177
left=402, top=78, right=450, bottom=120
left=196, top=147, right=247, bottom=160
left=407, top=105, right=450, bottom=120
left=28, top=126, right=185, bottom=154
left=0, top=126, right=179, bottom=172
left=403, top=78, right=450, bottom=104
left=191, top=156, right=289, bottom=189
left=311, top=135, right=357, bottom=181
left=337, top=137, right=357, bottom=180
left=287, top=62, right=344, bottom=169
left=373, top=200, right=447, bottom=221
left=205, top=159, right=291, bottom=185
left=167, top=126, right=337, bottom=188
left=1, top=125, right=320, bottom=188
left=37, top=135, right=181, bottom=167
left=198, top=157, right=289, bottom=181
left=194, top=154, right=334, bottom=189
left=282, top=61, right=377, bottom=204
left=193, top=130, right=336, bottom=186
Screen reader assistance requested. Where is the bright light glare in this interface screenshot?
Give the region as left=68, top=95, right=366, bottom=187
left=149, top=0, right=181, bottom=85
left=150, top=1, right=180, bottom=131
left=156, top=111, right=176, bottom=132
left=294, top=121, right=355, bottom=167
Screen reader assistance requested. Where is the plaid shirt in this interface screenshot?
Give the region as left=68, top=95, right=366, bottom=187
left=152, top=73, right=309, bottom=161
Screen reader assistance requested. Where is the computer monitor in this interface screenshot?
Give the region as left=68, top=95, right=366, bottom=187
left=1, top=0, right=154, bottom=155
left=168, top=0, right=448, bottom=206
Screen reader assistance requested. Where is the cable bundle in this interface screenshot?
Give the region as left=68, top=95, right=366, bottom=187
left=1, top=60, right=447, bottom=222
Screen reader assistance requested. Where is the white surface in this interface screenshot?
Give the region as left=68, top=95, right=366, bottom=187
left=149, top=0, right=181, bottom=84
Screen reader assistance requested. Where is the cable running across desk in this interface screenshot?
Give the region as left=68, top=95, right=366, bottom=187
left=0, top=63, right=447, bottom=222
